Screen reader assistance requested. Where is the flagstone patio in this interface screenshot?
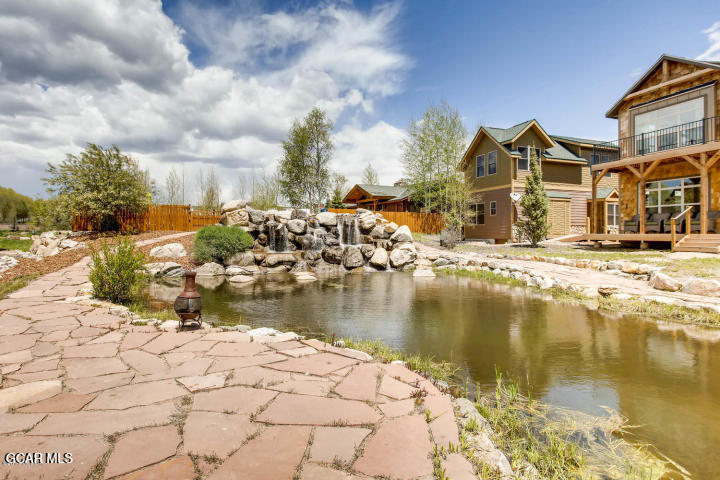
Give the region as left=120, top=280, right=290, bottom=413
left=0, top=247, right=476, bottom=479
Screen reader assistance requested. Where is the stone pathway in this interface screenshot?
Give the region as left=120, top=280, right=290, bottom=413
left=0, top=241, right=474, bottom=479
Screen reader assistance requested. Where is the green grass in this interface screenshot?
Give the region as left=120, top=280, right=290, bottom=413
left=454, top=243, right=666, bottom=263
left=127, top=300, right=177, bottom=323
left=0, top=238, right=32, bottom=251
left=0, top=274, right=39, bottom=299
left=656, top=256, right=720, bottom=278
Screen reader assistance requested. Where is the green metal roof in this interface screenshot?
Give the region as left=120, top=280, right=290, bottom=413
left=550, top=135, right=608, bottom=146
left=356, top=184, right=408, bottom=199
left=484, top=120, right=534, bottom=144
left=543, top=141, right=586, bottom=162
left=547, top=192, right=571, bottom=199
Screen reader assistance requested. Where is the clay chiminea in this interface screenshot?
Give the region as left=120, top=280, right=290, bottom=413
left=174, top=271, right=202, bottom=328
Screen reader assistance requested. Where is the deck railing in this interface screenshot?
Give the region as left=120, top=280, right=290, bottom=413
left=670, top=206, right=693, bottom=252
left=592, top=116, right=720, bottom=164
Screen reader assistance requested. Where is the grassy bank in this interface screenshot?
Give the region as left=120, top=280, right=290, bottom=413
left=440, top=267, right=720, bottom=328
left=0, top=274, right=39, bottom=300
left=0, top=238, right=32, bottom=251
left=336, top=337, right=673, bottom=479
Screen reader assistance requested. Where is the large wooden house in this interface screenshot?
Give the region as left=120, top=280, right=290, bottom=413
left=341, top=184, right=414, bottom=212
left=586, top=55, right=720, bottom=252
left=458, top=119, right=618, bottom=243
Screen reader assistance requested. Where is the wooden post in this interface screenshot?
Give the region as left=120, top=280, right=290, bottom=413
left=590, top=174, right=597, bottom=234
left=671, top=217, right=676, bottom=251
left=639, top=180, right=646, bottom=234
left=586, top=216, right=590, bottom=235
left=700, top=153, right=708, bottom=234
left=603, top=201, right=608, bottom=234
left=686, top=209, right=691, bottom=235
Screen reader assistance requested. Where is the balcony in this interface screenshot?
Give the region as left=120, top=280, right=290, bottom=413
left=592, top=116, right=720, bottom=165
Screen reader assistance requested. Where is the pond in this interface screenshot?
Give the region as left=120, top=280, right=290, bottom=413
left=145, top=272, right=720, bottom=479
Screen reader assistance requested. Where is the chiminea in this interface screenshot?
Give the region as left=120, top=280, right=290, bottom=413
left=174, top=271, right=202, bottom=328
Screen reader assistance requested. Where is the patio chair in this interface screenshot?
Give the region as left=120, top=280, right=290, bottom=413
left=690, top=210, right=720, bottom=233
left=645, top=212, right=670, bottom=233
left=623, top=214, right=649, bottom=233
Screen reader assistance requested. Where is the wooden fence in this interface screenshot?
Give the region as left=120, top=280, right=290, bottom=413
left=327, top=209, right=444, bottom=234
left=72, top=205, right=220, bottom=233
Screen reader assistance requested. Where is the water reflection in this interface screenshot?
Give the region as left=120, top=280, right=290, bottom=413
left=146, top=273, right=720, bottom=478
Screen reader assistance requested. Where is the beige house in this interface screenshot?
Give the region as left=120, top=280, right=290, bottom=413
left=458, top=119, right=618, bottom=243
left=586, top=54, right=720, bottom=252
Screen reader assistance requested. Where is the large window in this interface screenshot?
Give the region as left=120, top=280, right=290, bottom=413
left=487, top=151, right=497, bottom=175
left=476, top=155, right=485, bottom=177
left=641, top=176, right=701, bottom=215
left=470, top=203, right=485, bottom=225
left=633, top=98, right=705, bottom=154
left=607, top=203, right=619, bottom=226
left=517, top=146, right=541, bottom=171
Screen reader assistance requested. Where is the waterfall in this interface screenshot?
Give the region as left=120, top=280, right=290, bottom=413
left=267, top=221, right=288, bottom=252
left=340, top=215, right=360, bottom=245
left=311, top=228, right=325, bottom=251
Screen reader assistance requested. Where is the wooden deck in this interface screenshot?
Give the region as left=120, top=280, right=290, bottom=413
left=575, top=233, right=720, bottom=253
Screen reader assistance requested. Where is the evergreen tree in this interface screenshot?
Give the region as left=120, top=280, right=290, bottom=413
left=518, top=146, right=549, bottom=247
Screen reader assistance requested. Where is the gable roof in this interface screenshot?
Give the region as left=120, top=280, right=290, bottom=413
left=342, top=184, right=408, bottom=204
left=543, top=141, right=586, bottom=162
left=586, top=187, right=619, bottom=200
left=606, top=54, right=720, bottom=118
left=550, top=135, right=608, bottom=147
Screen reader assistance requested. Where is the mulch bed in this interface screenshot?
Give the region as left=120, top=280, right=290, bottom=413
left=137, top=233, right=198, bottom=270
left=0, top=231, right=189, bottom=287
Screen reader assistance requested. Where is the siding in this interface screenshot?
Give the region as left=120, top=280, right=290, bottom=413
left=464, top=187, right=512, bottom=241
left=463, top=135, right=512, bottom=190
left=515, top=187, right=588, bottom=227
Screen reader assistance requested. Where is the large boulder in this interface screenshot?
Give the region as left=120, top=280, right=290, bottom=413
left=389, top=225, right=412, bottom=243
left=321, top=246, right=343, bottom=264
left=384, top=222, right=399, bottom=234
left=287, top=219, right=307, bottom=235
left=222, top=209, right=249, bottom=227
left=342, top=246, right=364, bottom=269
left=224, top=251, right=256, bottom=266
left=389, top=248, right=415, bottom=268
left=682, top=277, right=720, bottom=296
left=358, top=212, right=377, bottom=233
left=649, top=271, right=682, bottom=292
left=246, top=208, right=265, bottom=225
left=228, top=274, right=255, bottom=285
left=221, top=199, right=247, bottom=213
left=149, top=243, right=187, bottom=259
left=196, top=262, right=226, bottom=276
left=225, top=265, right=256, bottom=276
left=369, top=225, right=388, bottom=239
left=145, top=262, right=184, bottom=277
left=264, top=253, right=297, bottom=267
left=369, top=248, right=388, bottom=269
left=291, top=209, right=310, bottom=220
left=316, top=212, right=337, bottom=227
left=360, top=244, right=375, bottom=260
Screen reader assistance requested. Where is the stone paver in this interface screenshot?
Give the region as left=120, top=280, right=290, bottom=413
left=209, top=425, right=311, bottom=480
left=0, top=239, right=469, bottom=480
left=104, top=425, right=181, bottom=478
left=309, top=427, right=371, bottom=464
left=256, top=393, right=380, bottom=426
left=353, top=415, right=434, bottom=479
left=443, top=452, right=478, bottom=480
left=183, top=411, right=259, bottom=458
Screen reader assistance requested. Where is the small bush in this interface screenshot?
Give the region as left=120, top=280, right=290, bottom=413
left=194, top=225, right=254, bottom=264
left=89, top=238, right=146, bottom=304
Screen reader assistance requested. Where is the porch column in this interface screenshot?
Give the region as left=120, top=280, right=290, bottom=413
left=639, top=179, right=646, bottom=234
left=590, top=175, right=597, bottom=234
left=700, top=153, right=708, bottom=234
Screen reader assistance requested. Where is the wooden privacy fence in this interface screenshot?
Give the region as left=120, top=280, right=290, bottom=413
left=72, top=205, right=220, bottom=233
left=327, top=209, right=444, bottom=234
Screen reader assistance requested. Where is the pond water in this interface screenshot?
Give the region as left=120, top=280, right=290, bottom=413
left=145, top=272, right=720, bottom=478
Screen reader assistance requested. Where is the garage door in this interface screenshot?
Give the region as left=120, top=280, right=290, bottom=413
left=547, top=199, right=570, bottom=237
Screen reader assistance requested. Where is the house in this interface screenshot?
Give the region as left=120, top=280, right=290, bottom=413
left=458, top=119, right=618, bottom=243
left=587, top=54, right=720, bottom=252
left=342, top=183, right=415, bottom=212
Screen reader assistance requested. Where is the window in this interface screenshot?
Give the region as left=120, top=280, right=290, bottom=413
left=640, top=176, right=701, bottom=215
left=633, top=98, right=705, bottom=155
left=487, top=151, right=497, bottom=175
left=470, top=203, right=485, bottom=225
left=517, top=146, right=541, bottom=171
left=490, top=201, right=497, bottom=216
left=607, top=203, right=619, bottom=226
left=476, top=155, right=485, bottom=177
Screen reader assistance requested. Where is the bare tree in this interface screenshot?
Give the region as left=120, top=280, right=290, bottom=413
left=360, top=162, right=379, bottom=184
left=165, top=167, right=182, bottom=205
left=197, top=167, right=222, bottom=211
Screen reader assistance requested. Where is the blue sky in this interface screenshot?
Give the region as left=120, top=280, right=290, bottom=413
left=1, top=0, right=719, bottom=198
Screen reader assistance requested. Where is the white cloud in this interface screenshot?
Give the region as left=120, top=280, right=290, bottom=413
left=0, top=0, right=410, bottom=199
left=698, top=21, right=720, bottom=61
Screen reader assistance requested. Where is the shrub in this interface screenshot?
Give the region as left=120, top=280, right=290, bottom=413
left=194, top=225, right=254, bottom=264
left=89, top=238, right=146, bottom=304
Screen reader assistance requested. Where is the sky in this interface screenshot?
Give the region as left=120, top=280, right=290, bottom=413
left=1, top=0, right=720, bottom=201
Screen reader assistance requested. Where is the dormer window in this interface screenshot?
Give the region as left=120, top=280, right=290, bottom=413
left=517, top=146, right=541, bottom=171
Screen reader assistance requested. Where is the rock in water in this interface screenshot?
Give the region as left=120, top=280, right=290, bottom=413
left=369, top=248, right=388, bottom=269
left=389, top=225, right=412, bottom=243
left=342, top=246, right=364, bottom=269
left=228, top=275, right=255, bottom=284
left=321, top=246, right=343, bottom=264
left=389, top=248, right=414, bottom=268
left=413, top=269, right=435, bottom=277
left=360, top=244, right=375, bottom=260
left=145, top=262, right=184, bottom=277
left=196, top=262, right=226, bottom=276
left=264, top=253, right=296, bottom=267
left=224, top=251, right=256, bottom=267
left=149, top=243, right=187, bottom=259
